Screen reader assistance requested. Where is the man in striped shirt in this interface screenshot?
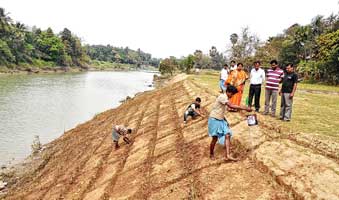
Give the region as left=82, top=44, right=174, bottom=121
left=264, top=60, right=284, bottom=116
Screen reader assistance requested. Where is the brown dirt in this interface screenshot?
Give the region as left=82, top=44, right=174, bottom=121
left=3, top=76, right=338, bottom=200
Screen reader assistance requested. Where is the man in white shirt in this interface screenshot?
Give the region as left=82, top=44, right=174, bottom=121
left=248, top=61, right=265, bottom=112
left=219, top=64, right=229, bottom=92
left=230, top=60, right=237, bottom=71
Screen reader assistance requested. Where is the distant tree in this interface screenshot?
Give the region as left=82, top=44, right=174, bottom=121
left=159, top=58, right=177, bottom=75
left=193, top=50, right=203, bottom=69
left=229, top=27, right=259, bottom=66
left=180, top=54, right=195, bottom=73
left=316, top=29, right=339, bottom=84
left=230, top=33, right=238, bottom=47
left=209, top=46, right=225, bottom=69
left=254, top=36, right=284, bottom=67
left=0, top=8, right=12, bottom=37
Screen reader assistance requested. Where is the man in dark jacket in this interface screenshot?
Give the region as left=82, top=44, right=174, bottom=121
left=279, top=64, right=298, bottom=121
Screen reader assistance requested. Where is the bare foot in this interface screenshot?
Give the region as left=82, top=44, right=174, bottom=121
left=210, top=154, right=215, bottom=160
left=224, top=156, right=239, bottom=162
left=115, top=145, right=120, bottom=150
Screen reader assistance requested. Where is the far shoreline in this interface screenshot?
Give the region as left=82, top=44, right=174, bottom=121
left=0, top=66, right=159, bottom=75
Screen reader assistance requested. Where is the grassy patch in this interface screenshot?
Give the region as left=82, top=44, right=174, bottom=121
left=89, top=60, right=136, bottom=70
left=297, top=83, right=339, bottom=93
left=190, top=71, right=339, bottom=138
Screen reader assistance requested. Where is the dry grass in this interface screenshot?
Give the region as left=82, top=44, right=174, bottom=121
left=190, top=71, right=339, bottom=138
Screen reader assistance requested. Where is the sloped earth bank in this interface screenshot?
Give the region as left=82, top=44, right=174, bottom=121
left=3, top=76, right=339, bottom=200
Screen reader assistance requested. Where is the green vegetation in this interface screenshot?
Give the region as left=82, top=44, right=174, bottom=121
left=89, top=60, right=137, bottom=71
left=160, top=12, right=339, bottom=85
left=85, top=45, right=160, bottom=68
left=158, top=47, right=226, bottom=75
left=234, top=14, right=339, bottom=85
left=190, top=72, right=339, bottom=138
left=0, top=7, right=160, bottom=72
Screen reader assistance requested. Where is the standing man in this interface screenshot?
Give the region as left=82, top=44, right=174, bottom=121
left=230, top=60, right=237, bottom=71
left=219, top=64, right=230, bottom=92
left=264, top=60, right=284, bottom=117
left=248, top=61, right=265, bottom=112
left=279, top=64, right=298, bottom=121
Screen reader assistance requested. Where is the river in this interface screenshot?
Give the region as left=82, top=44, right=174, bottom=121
left=0, top=71, right=155, bottom=166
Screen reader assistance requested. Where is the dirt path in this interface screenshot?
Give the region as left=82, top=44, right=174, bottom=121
left=3, top=76, right=338, bottom=200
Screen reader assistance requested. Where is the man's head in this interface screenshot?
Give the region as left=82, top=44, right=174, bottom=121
left=270, top=60, right=278, bottom=69
left=254, top=61, right=261, bottom=70
left=223, top=64, right=228, bottom=69
left=230, top=60, right=236, bottom=66
left=226, top=85, right=238, bottom=98
left=286, top=63, right=294, bottom=73
left=237, top=63, right=243, bottom=71
left=195, top=97, right=201, bottom=104
left=127, top=129, right=132, bottom=134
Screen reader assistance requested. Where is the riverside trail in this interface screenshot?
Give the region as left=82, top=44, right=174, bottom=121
left=2, top=75, right=339, bottom=200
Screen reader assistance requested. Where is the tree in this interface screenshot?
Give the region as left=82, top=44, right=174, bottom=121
left=230, top=33, right=238, bottom=47
left=159, top=58, right=177, bottom=75
left=316, top=29, right=339, bottom=84
left=254, top=36, right=284, bottom=67
left=35, top=28, right=65, bottom=64
left=180, top=54, right=195, bottom=73
left=229, top=27, right=259, bottom=66
left=0, top=39, right=15, bottom=65
left=209, top=46, right=225, bottom=69
left=0, top=8, right=12, bottom=37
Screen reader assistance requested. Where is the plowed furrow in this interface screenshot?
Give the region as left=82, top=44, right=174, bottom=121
left=100, top=92, right=161, bottom=199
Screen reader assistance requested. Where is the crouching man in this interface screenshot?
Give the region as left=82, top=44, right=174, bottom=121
left=184, top=97, right=205, bottom=124
left=112, top=125, right=132, bottom=150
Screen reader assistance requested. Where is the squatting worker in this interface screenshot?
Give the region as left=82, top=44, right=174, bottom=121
left=248, top=61, right=265, bottom=112
left=279, top=63, right=298, bottom=121
left=112, top=125, right=132, bottom=150
left=183, top=97, right=205, bottom=124
left=219, top=64, right=230, bottom=92
left=208, top=85, right=252, bottom=162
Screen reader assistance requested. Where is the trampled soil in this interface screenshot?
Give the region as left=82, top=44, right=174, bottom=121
left=3, top=76, right=339, bottom=200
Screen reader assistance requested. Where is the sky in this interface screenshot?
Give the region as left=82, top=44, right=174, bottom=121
left=1, top=0, right=338, bottom=58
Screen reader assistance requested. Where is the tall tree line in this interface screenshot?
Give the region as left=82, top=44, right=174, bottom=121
left=0, top=7, right=159, bottom=69
left=229, top=14, right=339, bottom=84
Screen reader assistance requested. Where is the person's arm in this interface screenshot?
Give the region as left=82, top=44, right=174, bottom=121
left=226, top=101, right=252, bottom=112
left=262, top=69, right=266, bottom=82
left=194, top=108, right=203, bottom=116
left=279, top=71, right=284, bottom=83
left=225, top=71, right=233, bottom=85
left=289, top=83, right=297, bottom=99
left=217, top=94, right=250, bottom=112
left=192, top=104, right=204, bottom=117
left=289, top=74, right=298, bottom=99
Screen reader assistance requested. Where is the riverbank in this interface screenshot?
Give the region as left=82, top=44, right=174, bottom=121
left=1, top=74, right=338, bottom=199
left=0, top=65, right=158, bottom=75
left=0, top=71, right=157, bottom=197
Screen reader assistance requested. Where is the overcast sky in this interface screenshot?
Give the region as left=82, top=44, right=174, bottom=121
left=1, top=0, right=338, bottom=58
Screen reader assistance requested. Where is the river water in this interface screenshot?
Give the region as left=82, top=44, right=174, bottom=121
left=0, top=71, right=155, bottom=166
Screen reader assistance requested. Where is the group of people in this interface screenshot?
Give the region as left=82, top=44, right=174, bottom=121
left=220, top=59, right=298, bottom=121
left=111, top=60, right=298, bottom=162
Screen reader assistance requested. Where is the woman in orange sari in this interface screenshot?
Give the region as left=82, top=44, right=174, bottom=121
left=225, top=63, right=248, bottom=110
